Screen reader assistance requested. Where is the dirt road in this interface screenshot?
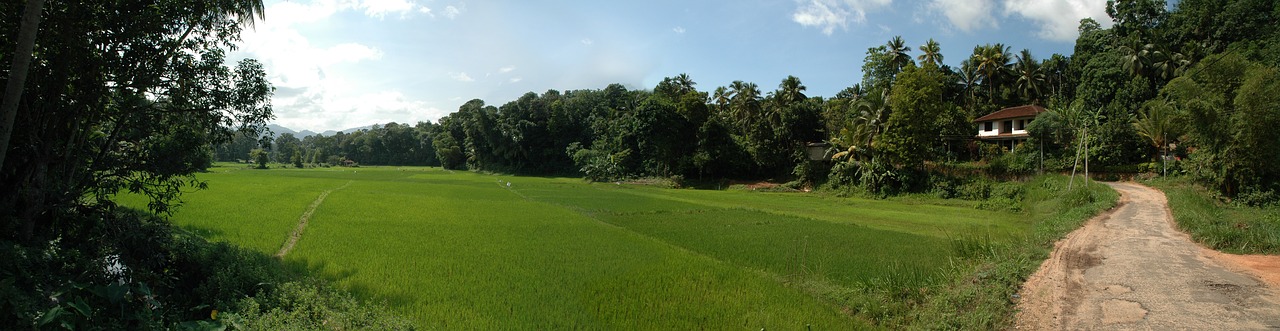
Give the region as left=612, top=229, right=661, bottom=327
left=1016, top=182, right=1280, bottom=330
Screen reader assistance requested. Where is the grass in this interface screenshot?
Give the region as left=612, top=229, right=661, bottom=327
left=1146, top=178, right=1280, bottom=255
left=908, top=175, right=1118, bottom=329
left=118, top=164, right=1114, bottom=329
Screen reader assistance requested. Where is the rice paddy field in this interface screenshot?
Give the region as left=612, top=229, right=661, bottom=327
left=120, top=164, right=1030, bottom=329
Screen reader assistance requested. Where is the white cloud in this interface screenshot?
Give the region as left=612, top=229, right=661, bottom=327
left=273, top=90, right=445, bottom=131
left=509, top=77, right=523, bottom=83
left=581, top=38, right=594, bottom=45
left=232, top=0, right=440, bottom=131
left=791, top=0, right=893, bottom=35
left=930, top=0, right=997, bottom=32
left=1003, top=0, right=1111, bottom=41
left=673, top=26, right=686, bottom=34
left=444, top=5, right=464, bottom=19
left=498, top=65, right=516, bottom=73
left=359, top=0, right=416, bottom=19
left=449, top=72, right=475, bottom=82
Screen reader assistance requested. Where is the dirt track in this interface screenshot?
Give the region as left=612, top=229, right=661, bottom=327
left=1016, top=182, right=1280, bottom=330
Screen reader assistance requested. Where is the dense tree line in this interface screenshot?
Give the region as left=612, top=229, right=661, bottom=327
left=347, top=0, right=1274, bottom=199
left=215, top=121, right=440, bottom=167
left=236, top=0, right=1279, bottom=199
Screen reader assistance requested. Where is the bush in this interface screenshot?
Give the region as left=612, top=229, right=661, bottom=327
left=0, top=208, right=413, bottom=329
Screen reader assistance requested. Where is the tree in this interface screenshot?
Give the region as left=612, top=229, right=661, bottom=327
left=1106, top=0, right=1167, bottom=41
left=973, top=44, right=1013, bottom=103
left=1133, top=99, right=1177, bottom=175
left=1013, top=49, right=1046, bottom=103
left=1166, top=53, right=1280, bottom=197
left=917, top=38, right=943, bottom=67
left=1, top=0, right=275, bottom=241
left=883, top=63, right=947, bottom=170
left=250, top=148, right=269, bottom=169
left=885, top=36, right=914, bottom=74
left=956, top=60, right=981, bottom=110
left=0, top=0, right=45, bottom=168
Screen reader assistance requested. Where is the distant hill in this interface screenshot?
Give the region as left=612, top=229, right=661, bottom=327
left=319, top=124, right=377, bottom=136
left=265, top=123, right=377, bottom=138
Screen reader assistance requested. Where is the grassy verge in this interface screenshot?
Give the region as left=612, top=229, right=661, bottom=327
left=906, top=175, right=1118, bottom=329
left=1146, top=178, right=1280, bottom=255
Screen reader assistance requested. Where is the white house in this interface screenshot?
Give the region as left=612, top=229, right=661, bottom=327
left=974, top=105, right=1046, bottom=150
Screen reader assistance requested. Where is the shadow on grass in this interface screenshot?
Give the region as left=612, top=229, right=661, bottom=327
left=276, top=256, right=419, bottom=309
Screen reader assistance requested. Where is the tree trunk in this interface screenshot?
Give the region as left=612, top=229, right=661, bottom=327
left=0, top=0, right=45, bottom=169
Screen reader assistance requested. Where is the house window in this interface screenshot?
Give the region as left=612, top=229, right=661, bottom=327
left=1015, top=119, right=1024, bottom=130
left=984, top=122, right=993, bottom=131
left=1001, top=120, right=1012, bottom=134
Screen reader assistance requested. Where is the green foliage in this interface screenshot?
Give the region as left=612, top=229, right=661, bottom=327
left=1164, top=53, right=1280, bottom=196
left=883, top=63, right=946, bottom=168
left=566, top=142, right=632, bottom=182
left=909, top=175, right=1117, bottom=329
left=1150, top=178, right=1280, bottom=254
left=250, top=148, right=269, bottom=169
left=0, top=205, right=409, bottom=329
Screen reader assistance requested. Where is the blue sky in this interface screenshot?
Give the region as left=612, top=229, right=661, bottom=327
left=232, top=0, right=1116, bottom=132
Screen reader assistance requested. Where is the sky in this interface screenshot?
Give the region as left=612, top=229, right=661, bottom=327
left=230, top=0, right=1118, bottom=132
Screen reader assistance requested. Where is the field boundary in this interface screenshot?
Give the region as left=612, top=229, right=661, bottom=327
left=275, top=181, right=353, bottom=258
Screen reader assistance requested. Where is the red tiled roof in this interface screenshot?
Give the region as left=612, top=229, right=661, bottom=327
left=973, top=105, right=1046, bottom=122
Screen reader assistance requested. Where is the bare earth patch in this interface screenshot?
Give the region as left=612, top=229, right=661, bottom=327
left=1016, top=182, right=1280, bottom=330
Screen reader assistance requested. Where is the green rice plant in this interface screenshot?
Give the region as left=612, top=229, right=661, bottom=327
left=133, top=165, right=1064, bottom=329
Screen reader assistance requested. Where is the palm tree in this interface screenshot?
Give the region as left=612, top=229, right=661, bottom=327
left=832, top=88, right=890, bottom=163
left=1013, top=49, right=1046, bottom=104
left=1149, top=46, right=1190, bottom=81
left=1118, top=40, right=1153, bottom=78
left=917, top=38, right=943, bottom=67
left=674, top=73, right=696, bottom=93
left=886, top=36, right=913, bottom=74
left=957, top=60, right=980, bottom=110
left=974, top=44, right=1012, bottom=103
left=728, top=81, right=761, bottom=130
left=1133, top=100, right=1178, bottom=175
left=712, top=86, right=731, bottom=113
left=777, top=76, right=807, bottom=106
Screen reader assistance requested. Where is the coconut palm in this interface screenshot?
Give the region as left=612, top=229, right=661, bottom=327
left=973, top=44, right=1012, bottom=103
left=1133, top=99, right=1178, bottom=175
left=728, top=81, right=762, bottom=130
left=1118, top=40, right=1154, bottom=78
left=776, top=75, right=807, bottom=106
left=1013, top=49, right=1046, bottom=104
left=885, top=36, right=913, bottom=73
left=917, top=38, right=943, bottom=67
left=673, top=73, right=696, bottom=92
left=1149, top=47, right=1191, bottom=81
left=712, top=86, right=731, bottom=112
left=957, top=60, right=980, bottom=110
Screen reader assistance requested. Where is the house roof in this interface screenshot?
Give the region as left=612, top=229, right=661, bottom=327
left=973, top=105, right=1046, bottom=122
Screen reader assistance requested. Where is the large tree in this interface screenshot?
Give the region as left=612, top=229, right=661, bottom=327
left=883, top=63, right=948, bottom=169
left=1, top=0, right=274, bottom=241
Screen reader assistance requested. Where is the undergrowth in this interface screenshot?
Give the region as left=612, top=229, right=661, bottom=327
left=903, top=175, right=1118, bottom=329
left=1146, top=178, right=1280, bottom=255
